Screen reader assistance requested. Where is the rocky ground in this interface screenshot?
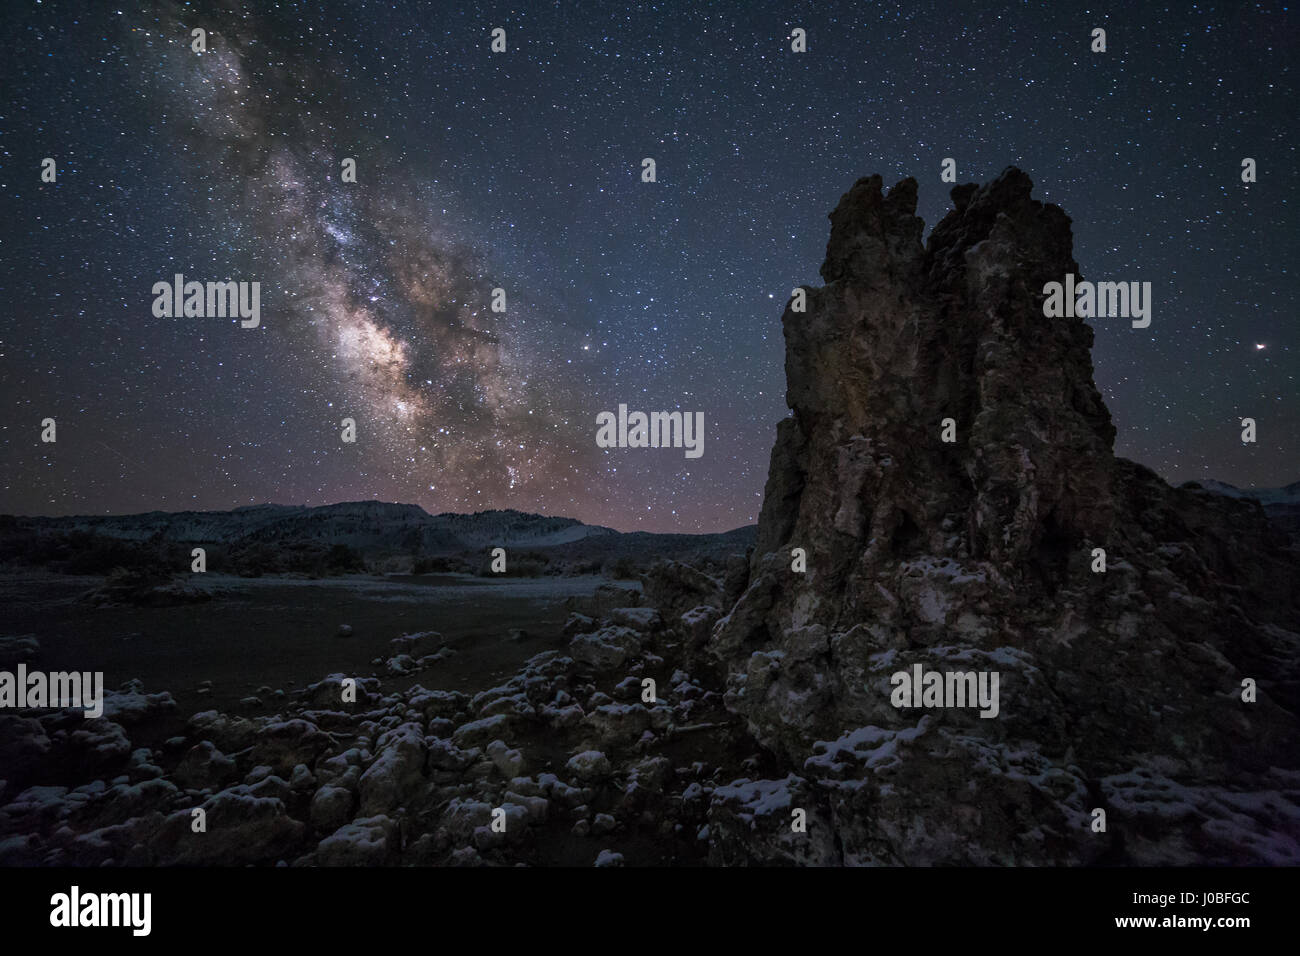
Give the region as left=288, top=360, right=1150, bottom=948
left=0, top=571, right=780, bottom=867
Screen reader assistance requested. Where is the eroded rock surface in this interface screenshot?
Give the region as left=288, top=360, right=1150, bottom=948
left=711, top=168, right=1300, bottom=864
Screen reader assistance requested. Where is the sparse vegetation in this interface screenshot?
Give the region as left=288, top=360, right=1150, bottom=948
left=606, top=554, right=641, bottom=580
left=476, top=550, right=549, bottom=577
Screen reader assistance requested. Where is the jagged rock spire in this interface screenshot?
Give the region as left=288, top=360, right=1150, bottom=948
left=711, top=169, right=1299, bottom=864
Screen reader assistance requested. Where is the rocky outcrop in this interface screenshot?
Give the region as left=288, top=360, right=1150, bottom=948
left=710, top=168, right=1300, bottom=864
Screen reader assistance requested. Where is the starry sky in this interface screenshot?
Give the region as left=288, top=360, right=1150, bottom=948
left=1, top=0, right=1295, bottom=533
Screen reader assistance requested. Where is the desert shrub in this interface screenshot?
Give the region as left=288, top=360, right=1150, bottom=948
left=59, top=533, right=174, bottom=577
left=370, top=553, right=415, bottom=574
left=413, top=554, right=472, bottom=574
left=230, top=541, right=274, bottom=577
left=87, top=565, right=173, bottom=604
left=475, top=550, right=548, bottom=577
left=606, top=555, right=640, bottom=580
left=325, top=543, right=365, bottom=573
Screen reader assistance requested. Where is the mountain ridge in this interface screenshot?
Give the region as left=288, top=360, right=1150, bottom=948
left=0, top=501, right=758, bottom=559
left=4, top=480, right=1293, bottom=542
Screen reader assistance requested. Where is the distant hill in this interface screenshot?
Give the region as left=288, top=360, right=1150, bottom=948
left=1181, top=479, right=1300, bottom=535
left=0, top=502, right=756, bottom=568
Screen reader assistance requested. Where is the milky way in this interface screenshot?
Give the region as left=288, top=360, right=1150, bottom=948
left=133, top=5, right=600, bottom=512
left=2, top=1, right=1295, bottom=531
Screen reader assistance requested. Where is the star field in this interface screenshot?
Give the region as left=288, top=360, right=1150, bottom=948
left=1, top=1, right=1295, bottom=532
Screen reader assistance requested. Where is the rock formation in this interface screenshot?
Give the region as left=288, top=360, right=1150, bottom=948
left=710, top=168, right=1300, bottom=864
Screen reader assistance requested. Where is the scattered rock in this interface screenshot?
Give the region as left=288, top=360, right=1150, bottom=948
left=565, top=750, right=611, bottom=783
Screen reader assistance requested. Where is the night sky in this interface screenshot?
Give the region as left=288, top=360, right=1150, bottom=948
left=2, top=1, right=1295, bottom=533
